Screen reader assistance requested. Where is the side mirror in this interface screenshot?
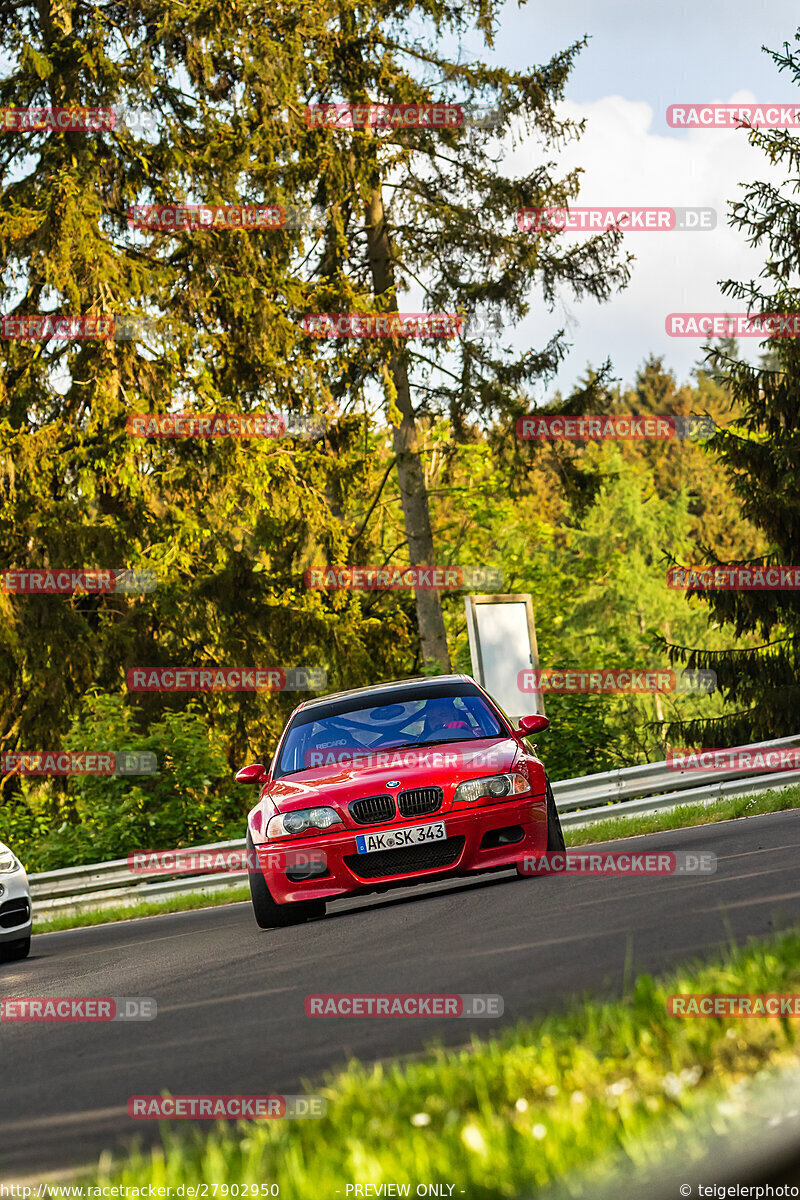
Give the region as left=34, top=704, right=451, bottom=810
left=235, top=763, right=268, bottom=784
left=517, top=714, right=549, bottom=736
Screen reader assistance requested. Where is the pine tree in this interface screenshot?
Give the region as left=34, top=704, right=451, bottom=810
left=666, top=33, right=800, bottom=744
left=0, top=0, right=410, bottom=810
left=231, top=2, right=632, bottom=669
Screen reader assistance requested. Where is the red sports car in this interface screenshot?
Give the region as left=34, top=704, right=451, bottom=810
left=236, top=674, right=564, bottom=928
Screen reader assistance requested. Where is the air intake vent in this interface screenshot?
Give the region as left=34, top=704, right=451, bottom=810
left=344, top=836, right=465, bottom=879
left=0, top=897, right=30, bottom=929
left=398, top=787, right=443, bottom=818
left=349, top=795, right=396, bottom=825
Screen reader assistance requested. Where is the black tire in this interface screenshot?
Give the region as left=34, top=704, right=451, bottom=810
left=546, top=779, right=566, bottom=851
left=246, top=832, right=325, bottom=929
left=517, top=777, right=565, bottom=877
left=0, top=935, right=31, bottom=962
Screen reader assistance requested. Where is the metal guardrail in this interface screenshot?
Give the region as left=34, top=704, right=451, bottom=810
left=28, top=735, right=800, bottom=917
left=29, top=838, right=249, bottom=917
left=552, top=732, right=800, bottom=825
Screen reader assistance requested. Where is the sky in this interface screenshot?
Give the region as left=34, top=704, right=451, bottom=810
left=471, top=0, right=800, bottom=397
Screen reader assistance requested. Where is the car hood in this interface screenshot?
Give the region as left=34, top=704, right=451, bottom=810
left=265, top=736, right=521, bottom=811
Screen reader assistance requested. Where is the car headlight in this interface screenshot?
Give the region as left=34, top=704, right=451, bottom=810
left=266, top=807, right=344, bottom=838
left=0, top=850, right=18, bottom=873
left=453, top=773, right=530, bottom=803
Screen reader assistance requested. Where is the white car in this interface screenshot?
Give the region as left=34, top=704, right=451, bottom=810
left=0, top=841, right=31, bottom=961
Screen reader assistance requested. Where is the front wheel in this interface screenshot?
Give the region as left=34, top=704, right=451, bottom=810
left=517, top=777, right=565, bottom=876
left=246, top=832, right=325, bottom=929
left=545, top=779, right=566, bottom=851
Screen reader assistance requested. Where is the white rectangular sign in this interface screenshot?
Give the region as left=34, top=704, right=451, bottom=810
left=465, top=594, right=544, bottom=720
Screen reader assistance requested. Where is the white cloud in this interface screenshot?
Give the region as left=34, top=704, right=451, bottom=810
left=505, top=92, right=785, bottom=397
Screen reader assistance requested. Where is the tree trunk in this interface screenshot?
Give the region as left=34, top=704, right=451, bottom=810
left=364, top=184, right=451, bottom=671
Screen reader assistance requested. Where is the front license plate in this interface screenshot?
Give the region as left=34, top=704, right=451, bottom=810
left=356, top=821, right=446, bottom=854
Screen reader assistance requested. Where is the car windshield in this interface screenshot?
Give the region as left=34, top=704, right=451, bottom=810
left=275, top=693, right=505, bottom=778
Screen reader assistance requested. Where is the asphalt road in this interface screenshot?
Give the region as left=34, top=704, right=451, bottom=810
left=2, top=810, right=800, bottom=1180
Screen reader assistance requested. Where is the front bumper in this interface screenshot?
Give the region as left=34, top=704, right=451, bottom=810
left=254, top=794, right=548, bottom=904
left=0, top=867, right=32, bottom=943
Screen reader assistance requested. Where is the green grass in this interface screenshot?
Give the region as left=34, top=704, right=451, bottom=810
left=33, top=886, right=250, bottom=934
left=33, top=783, right=800, bottom=933
left=565, top=780, right=800, bottom=846
left=85, top=927, right=800, bottom=1193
